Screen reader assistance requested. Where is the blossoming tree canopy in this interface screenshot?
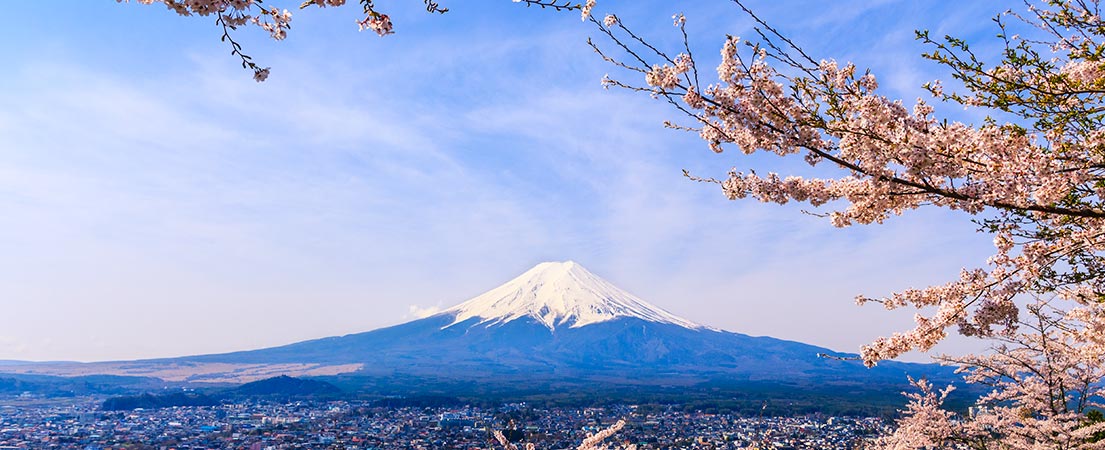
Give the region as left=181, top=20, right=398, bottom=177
left=875, top=300, right=1105, bottom=448
left=593, top=0, right=1105, bottom=366
left=118, top=0, right=595, bottom=81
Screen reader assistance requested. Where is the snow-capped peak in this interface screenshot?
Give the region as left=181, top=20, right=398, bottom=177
left=440, top=261, right=702, bottom=330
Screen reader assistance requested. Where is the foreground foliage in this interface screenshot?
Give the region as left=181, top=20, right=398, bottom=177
left=590, top=0, right=1105, bottom=447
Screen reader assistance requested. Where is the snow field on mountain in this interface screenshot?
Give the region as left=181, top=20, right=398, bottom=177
left=441, top=261, right=702, bottom=330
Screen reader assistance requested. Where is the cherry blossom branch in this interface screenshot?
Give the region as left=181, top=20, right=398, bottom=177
left=512, top=0, right=583, bottom=12
left=590, top=0, right=1105, bottom=371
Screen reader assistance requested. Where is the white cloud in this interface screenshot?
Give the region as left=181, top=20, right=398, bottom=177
left=407, top=304, right=443, bottom=319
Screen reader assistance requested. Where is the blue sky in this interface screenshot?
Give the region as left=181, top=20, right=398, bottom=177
left=0, top=1, right=1005, bottom=362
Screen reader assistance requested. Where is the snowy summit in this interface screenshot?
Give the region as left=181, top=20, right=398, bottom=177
left=440, top=261, right=702, bottom=330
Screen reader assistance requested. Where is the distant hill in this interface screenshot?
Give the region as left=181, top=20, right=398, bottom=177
left=0, top=373, right=166, bottom=398
left=0, top=376, right=39, bottom=393
left=100, top=376, right=342, bottom=410
left=102, top=392, right=219, bottom=411
left=229, top=375, right=341, bottom=398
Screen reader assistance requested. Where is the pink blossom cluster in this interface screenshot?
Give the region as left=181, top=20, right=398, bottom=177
left=876, top=301, right=1105, bottom=449
left=119, top=0, right=377, bottom=37
left=581, top=0, right=595, bottom=21
left=644, top=54, right=692, bottom=91
left=493, top=430, right=536, bottom=450
left=358, top=12, right=394, bottom=36
left=120, top=0, right=275, bottom=23
left=491, top=420, right=634, bottom=450
left=873, top=378, right=957, bottom=449
left=119, top=0, right=410, bottom=78
left=121, top=0, right=392, bottom=38
left=578, top=420, right=631, bottom=450
left=252, top=7, right=292, bottom=40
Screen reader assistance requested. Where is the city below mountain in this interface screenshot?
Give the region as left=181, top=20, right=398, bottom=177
left=0, top=261, right=965, bottom=413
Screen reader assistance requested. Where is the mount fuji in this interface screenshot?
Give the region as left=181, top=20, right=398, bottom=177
left=167, top=261, right=948, bottom=387
left=2, top=260, right=957, bottom=410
